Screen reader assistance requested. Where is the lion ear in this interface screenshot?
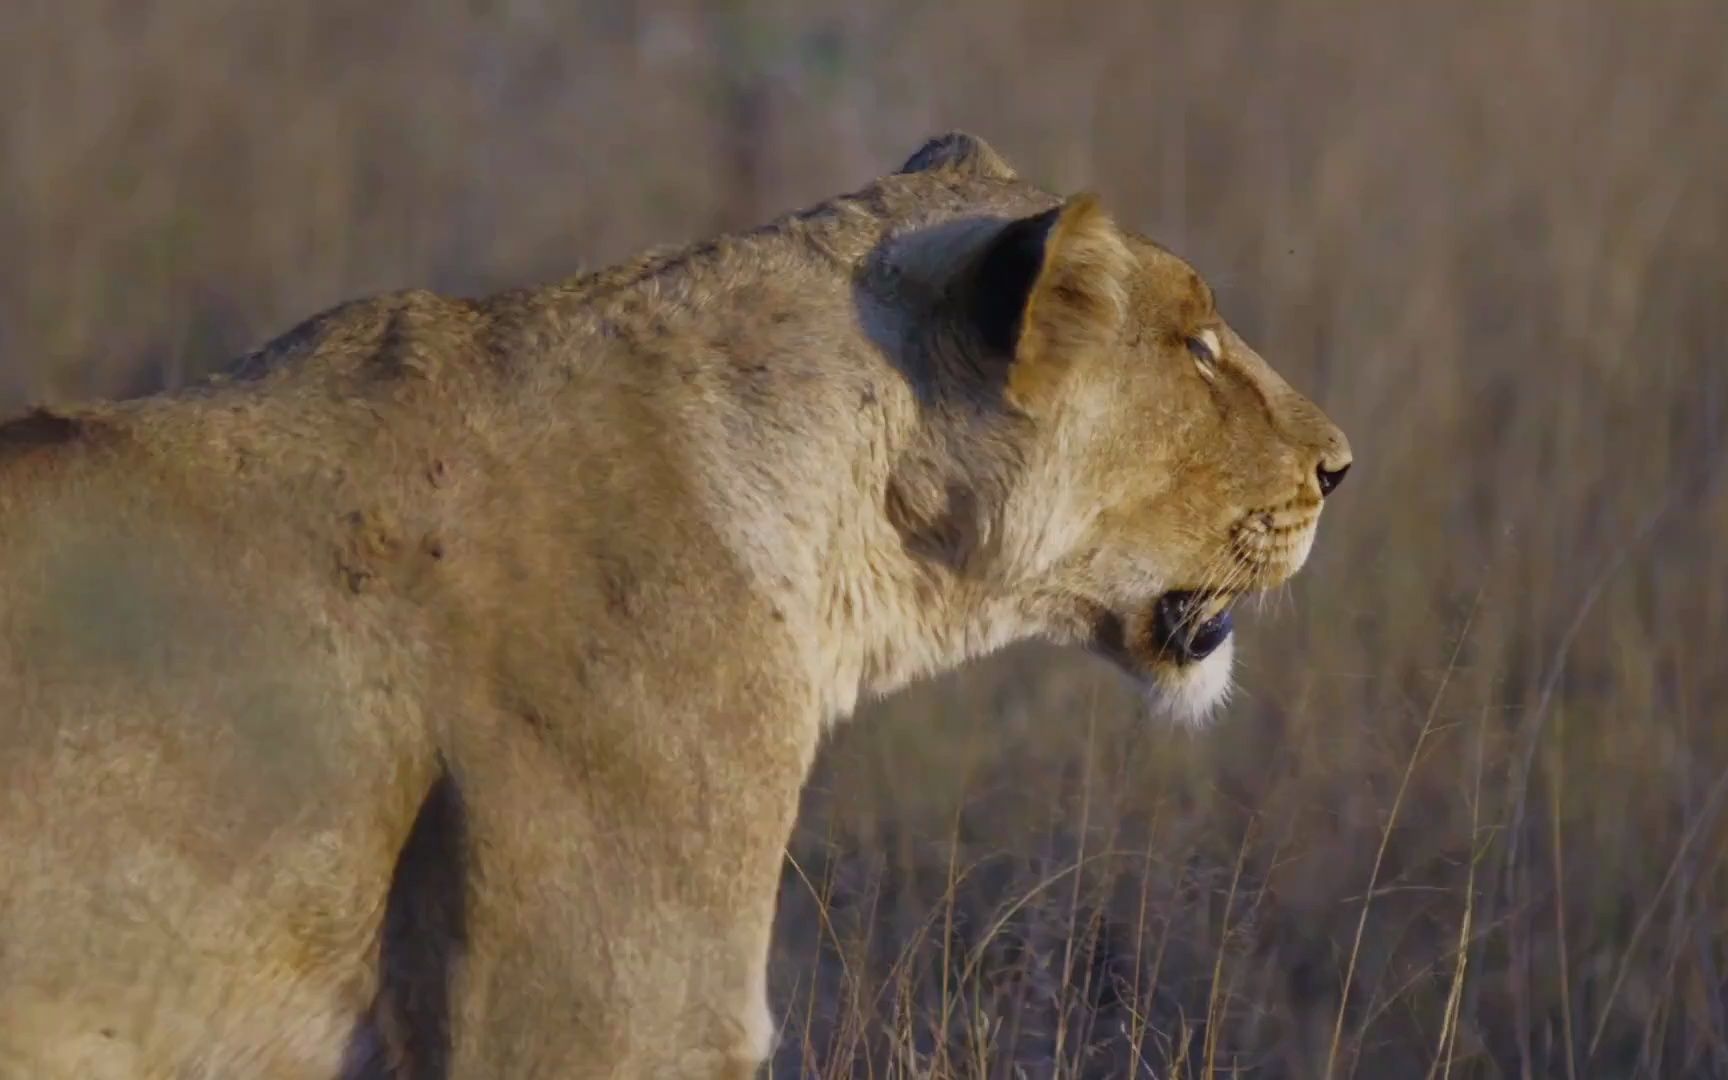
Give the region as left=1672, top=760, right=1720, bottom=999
left=898, top=131, right=1018, bottom=181
left=966, top=194, right=1133, bottom=408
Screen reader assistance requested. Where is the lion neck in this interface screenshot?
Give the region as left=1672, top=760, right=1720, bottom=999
left=685, top=327, right=1081, bottom=724
left=549, top=186, right=1083, bottom=723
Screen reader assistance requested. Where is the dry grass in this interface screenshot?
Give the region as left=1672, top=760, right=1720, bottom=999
left=3, top=1, right=1726, bottom=1076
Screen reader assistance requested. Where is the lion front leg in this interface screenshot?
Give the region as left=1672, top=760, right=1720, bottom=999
left=443, top=839, right=780, bottom=1078
left=432, top=750, right=786, bottom=1078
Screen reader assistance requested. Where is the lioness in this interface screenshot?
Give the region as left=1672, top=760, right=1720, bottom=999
left=0, top=132, right=1349, bottom=1078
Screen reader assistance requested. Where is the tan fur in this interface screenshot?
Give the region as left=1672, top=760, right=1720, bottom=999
left=0, top=132, right=1350, bottom=1077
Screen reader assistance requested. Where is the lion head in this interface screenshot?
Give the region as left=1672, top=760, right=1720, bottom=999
left=876, top=133, right=1353, bottom=723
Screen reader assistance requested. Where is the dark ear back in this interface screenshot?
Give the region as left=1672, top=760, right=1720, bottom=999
left=969, top=206, right=1064, bottom=356
left=961, top=195, right=1133, bottom=407
left=898, top=131, right=1018, bottom=181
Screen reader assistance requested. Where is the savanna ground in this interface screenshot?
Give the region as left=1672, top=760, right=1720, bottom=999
left=3, top=2, right=1726, bottom=1077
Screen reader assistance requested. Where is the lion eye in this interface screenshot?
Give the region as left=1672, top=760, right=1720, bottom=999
left=1186, top=328, right=1222, bottom=372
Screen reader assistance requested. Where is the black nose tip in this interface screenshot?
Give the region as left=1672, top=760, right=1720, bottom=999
left=1317, top=462, right=1349, bottom=497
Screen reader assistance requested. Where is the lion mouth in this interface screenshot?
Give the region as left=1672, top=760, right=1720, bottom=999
left=1148, top=589, right=1235, bottom=664
left=1078, top=587, right=1244, bottom=724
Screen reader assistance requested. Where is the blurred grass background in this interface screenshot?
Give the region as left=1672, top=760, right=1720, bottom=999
left=4, top=1, right=1726, bottom=1076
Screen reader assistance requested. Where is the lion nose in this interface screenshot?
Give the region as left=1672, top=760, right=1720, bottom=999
left=1314, top=426, right=1352, bottom=497
left=1293, top=401, right=1351, bottom=499
left=1317, top=460, right=1350, bottom=497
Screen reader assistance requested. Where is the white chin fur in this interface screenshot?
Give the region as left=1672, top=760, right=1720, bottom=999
left=1144, top=634, right=1235, bottom=728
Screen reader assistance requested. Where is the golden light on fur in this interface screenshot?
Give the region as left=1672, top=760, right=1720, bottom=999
left=1004, top=194, right=1134, bottom=409
left=0, top=131, right=1349, bottom=1076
